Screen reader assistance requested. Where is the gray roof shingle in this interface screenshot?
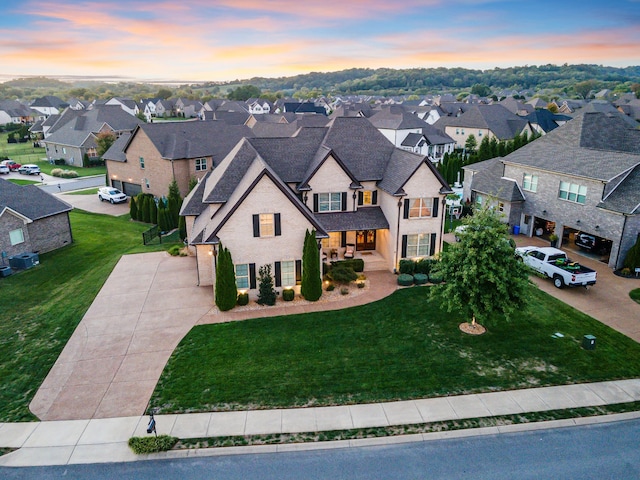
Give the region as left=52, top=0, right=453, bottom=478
left=0, top=178, right=72, bottom=220
left=315, top=206, right=389, bottom=232
left=438, top=104, right=528, bottom=140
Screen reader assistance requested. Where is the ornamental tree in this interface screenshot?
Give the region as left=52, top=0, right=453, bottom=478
left=301, top=229, right=322, bottom=301
left=431, top=205, right=530, bottom=329
left=215, top=245, right=237, bottom=311
left=257, top=264, right=276, bottom=306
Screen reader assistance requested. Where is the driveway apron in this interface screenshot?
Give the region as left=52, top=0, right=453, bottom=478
left=30, top=252, right=213, bottom=421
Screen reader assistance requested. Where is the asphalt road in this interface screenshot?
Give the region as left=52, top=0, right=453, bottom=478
left=2, top=419, right=639, bottom=479
left=39, top=175, right=105, bottom=194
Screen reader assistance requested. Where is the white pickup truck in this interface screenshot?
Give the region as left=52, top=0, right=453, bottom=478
left=515, top=246, right=597, bottom=289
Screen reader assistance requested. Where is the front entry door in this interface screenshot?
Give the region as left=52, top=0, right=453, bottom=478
left=356, top=230, right=376, bottom=250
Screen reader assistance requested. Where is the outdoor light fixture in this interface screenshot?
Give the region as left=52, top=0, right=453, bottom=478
left=576, top=220, right=581, bottom=224
left=542, top=210, right=547, bottom=214
left=595, top=225, right=600, bottom=230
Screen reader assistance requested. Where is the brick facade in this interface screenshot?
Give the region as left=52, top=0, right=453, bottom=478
left=1, top=211, right=72, bottom=257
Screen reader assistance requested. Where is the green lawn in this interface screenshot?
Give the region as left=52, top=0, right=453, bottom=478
left=66, top=187, right=100, bottom=195
left=631, top=288, right=640, bottom=304
left=0, top=209, right=181, bottom=422
left=0, top=133, right=45, bottom=165
left=149, top=286, right=640, bottom=414
left=7, top=179, right=40, bottom=185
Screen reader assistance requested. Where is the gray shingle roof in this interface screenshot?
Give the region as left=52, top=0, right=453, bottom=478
left=597, top=164, right=640, bottom=214
left=401, top=132, right=425, bottom=147
left=470, top=159, right=525, bottom=202
left=439, top=104, right=528, bottom=140
left=502, top=111, right=640, bottom=182
left=369, top=106, right=429, bottom=130
left=315, top=206, right=389, bottom=232
left=130, top=121, right=253, bottom=164
left=421, top=124, right=454, bottom=146
left=102, top=132, right=130, bottom=162
left=524, top=110, right=572, bottom=133
left=44, top=106, right=142, bottom=147
left=0, top=178, right=72, bottom=220
left=180, top=172, right=211, bottom=216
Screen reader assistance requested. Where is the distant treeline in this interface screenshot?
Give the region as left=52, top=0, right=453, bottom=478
left=2, top=64, right=640, bottom=102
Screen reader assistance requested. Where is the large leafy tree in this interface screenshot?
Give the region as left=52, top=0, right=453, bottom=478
left=431, top=205, right=530, bottom=329
left=227, top=85, right=261, bottom=101
left=301, top=229, right=322, bottom=301
left=95, top=131, right=117, bottom=157
left=215, top=245, right=238, bottom=312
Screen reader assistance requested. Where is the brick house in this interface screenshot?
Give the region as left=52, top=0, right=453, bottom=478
left=0, top=178, right=73, bottom=258
left=463, top=111, right=640, bottom=269
left=181, top=117, right=452, bottom=298
left=103, top=121, right=254, bottom=197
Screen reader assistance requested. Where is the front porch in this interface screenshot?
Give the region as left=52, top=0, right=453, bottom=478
left=322, top=244, right=388, bottom=272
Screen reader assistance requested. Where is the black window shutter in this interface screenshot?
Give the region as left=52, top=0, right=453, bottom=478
left=313, top=194, right=318, bottom=212
left=341, top=192, right=347, bottom=211
left=341, top=231, right=347, bottom=247
left=358, top=191, right=363, bottom=205
left=274, top=213, right=281, bottom=236
left=430, top=233, right=437, bottom=255
left=252, top=214, right=260, bottom=237
left=403, top=199, right=410, bottom=219
left=372, top=190, right=377, bottom=205
left=274, top=261, right=281, bottom=287
left=432, top=197, right=439, bottom=218
left=295, top=260, right=302, bottom=284
left=249, top=263, right=256, bottom=289
left=401, top=235, right=407, bottom=258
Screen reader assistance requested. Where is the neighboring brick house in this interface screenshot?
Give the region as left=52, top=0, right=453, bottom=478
left=0, top=178, right=73, bottom=257
left=181, top=117, right=452, bottom=298
left=435, top=104, right=534, bottom=148
left=463, top=111, right=640, bottom=269
left=103, top=121, right=254, bottom=197
left=42, top=105, right=142, bottom=166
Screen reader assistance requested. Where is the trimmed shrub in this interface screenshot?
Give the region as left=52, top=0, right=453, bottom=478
left=413, top=273, right=429, bottom=285
left=54, top=158, right=66, bottom=165
left=128, top=435, right=178, bottom=454
left=357, top=281, right=365, bottom=288
left=415, top=258, right=434, bottom=275
left=50, top=168, right=63, bottom=177
left=282, top=288, right=295, bottom=301
left=148, top=197, right=158, bottom=226
left=129, top=195, right=138, bottom=220
left=257, top=264, right=276, bottom=306
left=326, top=283, right=335, bottom=291
left=215, top=245, right=237, bottom=311
left=429, top=272, right=444, bottom=284
left=237, top=292, right=249, bottom=306
left=340, top=287, right=349, bottom=295
left=345, top=258, right=364, bottom=272
left=60, top=170, right=79, bottom=178
left=301, top=229, right=322, bottom=301
left=167, top=245, right=181, bottom=256
left=399, top=259, right=415, bottom=275
left=178, top=215, right=187, bottom=241
left=328, top=265, right=358, bottom=284
left=623, top=238, right=640, bottom=270
left=397, top=274, right=414, bottom=286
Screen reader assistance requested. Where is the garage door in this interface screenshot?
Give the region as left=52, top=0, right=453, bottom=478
left=111, top=179, right=122, bottom=190
left=122, top=182, right=142, bottom=196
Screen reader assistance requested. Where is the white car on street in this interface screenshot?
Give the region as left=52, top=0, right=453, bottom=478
left=98, top=187, right=127, bottom=204
left=0, top=164, right=9, bottom=174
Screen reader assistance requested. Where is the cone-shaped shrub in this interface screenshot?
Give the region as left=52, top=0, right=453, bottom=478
left=215, top=245, right=237, bottom=311
left=129, top=196, right=138, bottom=220
left=301, top=229, right=322, bottom=301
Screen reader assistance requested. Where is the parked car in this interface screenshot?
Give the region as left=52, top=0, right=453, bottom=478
left=454, top=225, right=467, bottom=242
left=98, top=187, right=127, bottom=204
left=0, top=160, right=21, bottom=171
left=575, top=232, right=612, bottom=255
left=18, top=164, right=41, bottom=175
left=515, top=246, right=597, bottom=288
left=0, top=164, right=9, bottom=174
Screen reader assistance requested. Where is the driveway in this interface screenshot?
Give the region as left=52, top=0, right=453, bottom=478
left=55, top=190, right=129, bottom=216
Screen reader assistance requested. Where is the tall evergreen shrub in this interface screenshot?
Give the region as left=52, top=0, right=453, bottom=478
left=215, top=245, right=237, bottom=311
left=301, top=229, right=322, bottom=301
left=257, top=264, right=276, bottom=306
left=129, top=196, right=138, bottom=220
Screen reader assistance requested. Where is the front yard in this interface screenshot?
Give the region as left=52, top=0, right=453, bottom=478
left=0, top=210, right=180, bottom=422
left=149, top=285, right=640, bottom=414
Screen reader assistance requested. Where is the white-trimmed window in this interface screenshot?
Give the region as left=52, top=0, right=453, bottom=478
left=362, top=190, right=372, bottom=205
left=10, top=228, right=24, bottom=246
left=409, top=198, right=432, bottom=218
left=281, top=260, right=295, bottom=287
left=523, top=173, right=538, bottom=192
left=559, top=181, right=587, bottom=204
left=139, top=157, right=145, bottom=169
left=145, top=178, right=150, bottom=189
left=406, top=234, right=431, bottom=257
left=195, top=158, right=207, bottom=171
left=498, top=202, right=505, bottom=212
left=318, top=193, right=342, bottom=212
left=235, top=264, right=249, bottom=289
left=259, top=213, right=274, bottom=237
left=321, top=232, right=341, bottom=249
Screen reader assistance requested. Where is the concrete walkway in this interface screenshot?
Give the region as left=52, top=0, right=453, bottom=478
left=30, top=253, right=398, bottom=421
left=3, top=379, right=640, bottom=466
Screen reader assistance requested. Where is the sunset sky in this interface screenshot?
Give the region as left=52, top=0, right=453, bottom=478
left=1, top=0, right=639, bottom=82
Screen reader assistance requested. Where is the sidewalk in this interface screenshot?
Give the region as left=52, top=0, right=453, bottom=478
left=2, top=378, right=640, bottom=466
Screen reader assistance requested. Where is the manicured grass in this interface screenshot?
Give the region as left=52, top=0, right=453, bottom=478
left=0, top=210, right=181, bottom=422
left=0, top=132, right=45, bottom=165
left=631, top=288, right=640, bottom=304
left=36, top=161, right=106, bottom=177
left=7, top=178, right=40, bottom=185
left=149, top=286, right=640, bottom=414
left=66, top=187, right=100, bottom=195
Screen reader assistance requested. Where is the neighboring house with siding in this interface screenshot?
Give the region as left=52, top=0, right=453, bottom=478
left=0, top=100, right=37, bottom=124
left=29, top=96, right=67, bottom=117
left=42, top=105, right=142, bottom=166
left=462, top=111, right=640, bottom=270
left=0, top=178, right=73, bottom=257
left=180, top=117, right=452, bottom=299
